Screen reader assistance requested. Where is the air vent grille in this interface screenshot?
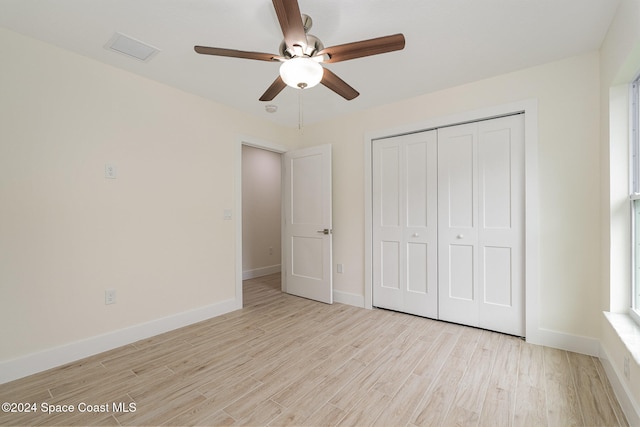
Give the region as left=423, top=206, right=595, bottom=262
left=105, top=33, right=160, bottom=62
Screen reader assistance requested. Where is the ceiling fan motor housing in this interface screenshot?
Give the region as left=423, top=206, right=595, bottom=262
left=279, top=34, right=324, bottom=59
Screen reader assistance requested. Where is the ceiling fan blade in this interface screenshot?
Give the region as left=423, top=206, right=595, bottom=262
left=194, top=46, right=282, bottom=62
left=259, top=76, right=287, bottom=101
left=272, top=0, right=307, bottom=50
left=321, top=68, right=359, bottom=100
left=318, top=33, right=405, bottom=63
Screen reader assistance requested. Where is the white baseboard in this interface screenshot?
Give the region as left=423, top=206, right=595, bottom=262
left=600, top=342, right=640, bottom=426
left=528, top=327, right=601, bottom=356
left=333, top=290, right=365, bottom=308
left=242, top=264, right=281, bottom=280
left=0, top=298, right=239, bottom=384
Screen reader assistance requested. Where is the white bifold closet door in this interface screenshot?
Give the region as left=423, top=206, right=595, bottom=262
left=372, top=114, right=524, bottom=336
left=438, top=115, right=524, bottom=336
left=372, top=130, right=439, bottom=318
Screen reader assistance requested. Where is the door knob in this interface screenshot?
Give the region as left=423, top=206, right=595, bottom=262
left=317, top=229, right=331, bottom=235
left=412, top=233, right=420, bottom=237
left=457, top=234, right=464, bottom=239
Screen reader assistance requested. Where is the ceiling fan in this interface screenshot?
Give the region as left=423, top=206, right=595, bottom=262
left=194, top=0, right=405, bottom=101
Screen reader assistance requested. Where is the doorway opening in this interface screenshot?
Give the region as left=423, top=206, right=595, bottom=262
left=235, top=139, right=334, bottom=307
left=236, top=138, right=288, bottom=308
left=241, top=145, right=282, bottom=281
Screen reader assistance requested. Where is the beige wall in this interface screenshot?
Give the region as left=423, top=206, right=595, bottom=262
left=599, top=0, right=640, bottom=416
left=0, top=27, right=296, bottom=363
left=241, top=145, right=281, bottom=275
left=601, top=0, right=640, bottom=312
left=300, top=51, right=602, bottom=339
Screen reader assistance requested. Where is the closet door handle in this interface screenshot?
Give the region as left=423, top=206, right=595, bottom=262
left=317, top=229, right=331, bottom=235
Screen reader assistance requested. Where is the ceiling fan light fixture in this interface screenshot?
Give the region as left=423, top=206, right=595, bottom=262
left=279, top=57, right=323, bottom=89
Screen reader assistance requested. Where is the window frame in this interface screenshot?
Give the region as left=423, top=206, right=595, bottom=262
left=631, top=198, right=640, bottom=324
left=630, top=76, right=640, bottom=323
left=631, top=79, right=640, bottom=195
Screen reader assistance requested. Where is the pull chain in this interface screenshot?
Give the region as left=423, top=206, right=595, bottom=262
left=298, top=90, right=304, bottom=131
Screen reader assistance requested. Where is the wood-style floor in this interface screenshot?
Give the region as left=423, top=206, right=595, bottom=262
left=0, top=273, right=628, bottom=426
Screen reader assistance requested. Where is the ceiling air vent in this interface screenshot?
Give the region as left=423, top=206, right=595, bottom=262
left=105, top=33, right=160, bottom=62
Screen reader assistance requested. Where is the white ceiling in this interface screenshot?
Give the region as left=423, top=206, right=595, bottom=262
left=0, top=0, right=620, bottom=128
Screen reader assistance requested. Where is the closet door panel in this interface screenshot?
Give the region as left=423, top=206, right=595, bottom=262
left=406, top=141, right=429, bottom=228
left=407, top=242, right=428, bottom=293
left=404, top=137, right=438, bottom=317
left=481, top=128, right=512, bottom=229
left=449, top=244, right=474, bottom=301
left=444, top=133, right=475, bottom=229
left=483, top=246, right=512, bottom=306
left=478, top=115, right=524, bottom=336
left=373, top=131, right=438, bottom=318
left=380, top=145, right=401, bottom=227
left=373, top=141, right=403, bottom=311
left=438, top=123, right=479, bottom=327
left=380, top=241, right=401, bottom=290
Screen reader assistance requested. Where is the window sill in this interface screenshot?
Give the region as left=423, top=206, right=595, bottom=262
left=604, top=312, right=640, bottom=365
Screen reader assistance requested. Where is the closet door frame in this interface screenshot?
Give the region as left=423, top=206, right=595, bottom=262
left=364, top=99, right=541, bottom=344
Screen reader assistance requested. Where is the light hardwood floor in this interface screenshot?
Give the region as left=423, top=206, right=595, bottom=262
left=0, top=273, right=628, bottom=426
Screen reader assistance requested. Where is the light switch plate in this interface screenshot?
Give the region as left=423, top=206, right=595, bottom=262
left=105, top=289, right=116, bottom=305
left=105, top=164, right=117, bottom=179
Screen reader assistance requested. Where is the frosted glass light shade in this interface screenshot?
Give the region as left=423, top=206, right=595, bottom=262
left=279, top=57, right=323, bottom=89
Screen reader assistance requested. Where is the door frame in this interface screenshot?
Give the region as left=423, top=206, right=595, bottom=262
left=364, top=99, right=541, bottom=343
left=235, top=135, right=289, bottom=309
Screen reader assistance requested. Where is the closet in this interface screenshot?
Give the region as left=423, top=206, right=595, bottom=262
left=372, top=114, right=524, bottom=336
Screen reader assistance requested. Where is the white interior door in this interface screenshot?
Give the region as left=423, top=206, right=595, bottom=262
left=283, top=144, right=333, bottom=304
left=438, top=115, right=524, bottom=336
left=372, top=131, right=438, bottom=318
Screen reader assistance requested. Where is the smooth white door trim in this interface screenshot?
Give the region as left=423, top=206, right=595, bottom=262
left=364, top=99, right=541, bottom=344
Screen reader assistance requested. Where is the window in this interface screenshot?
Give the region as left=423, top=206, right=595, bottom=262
left=631, top=77, right=640, bottom=319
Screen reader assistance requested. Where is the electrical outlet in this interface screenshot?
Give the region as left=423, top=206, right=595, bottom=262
left=624, top=354, right=630, bottom=380
left=337, top=264, right=344, bottom=273
left=269, top=246, right=273, bottom=255
left=105, top=289, right=116, bottom=305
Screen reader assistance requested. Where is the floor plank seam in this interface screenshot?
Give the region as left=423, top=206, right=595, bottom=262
left=541, top=343, right=552, bottom=427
